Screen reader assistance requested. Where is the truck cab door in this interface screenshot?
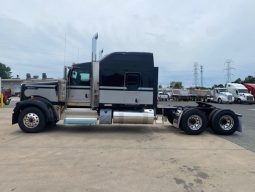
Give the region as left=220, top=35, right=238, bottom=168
left=67, top=68, right=91, bottom=106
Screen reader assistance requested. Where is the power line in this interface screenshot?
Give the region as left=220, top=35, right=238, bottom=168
left=225, top=59, right=234, bottom=83
left=193, top=62, right=199, bottom=87
left=200, top=65, right=203, bottom=87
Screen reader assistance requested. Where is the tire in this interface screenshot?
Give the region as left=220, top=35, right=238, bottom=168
left=218, top=98, right=222, bottom=104
left=237, top=98, right=242, bottom=104
left=211, top=109, right=239, bottom=135
left=48, top=120, right=58, bottom=127
left=167, top=116, right=174, bottom=124
left=208, top=108, right=219, bottom=128
left=18, top=107, right=46, bottom=133
left=179, top=108, right=192, bottom=130
left=180, top=108, right=207, bottom=135
left=4, top=99, right=10, bottom=105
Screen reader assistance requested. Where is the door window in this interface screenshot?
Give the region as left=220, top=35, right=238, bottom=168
left=70, top=69, right=90, bottom=86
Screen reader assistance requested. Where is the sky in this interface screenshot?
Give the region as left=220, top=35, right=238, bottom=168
left=0, top=0, right=255, bottom=87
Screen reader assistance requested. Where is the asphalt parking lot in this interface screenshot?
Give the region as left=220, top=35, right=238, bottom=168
left=1, top=99, right=255, bottom=192
left=161, top=101, right=255, bottom=152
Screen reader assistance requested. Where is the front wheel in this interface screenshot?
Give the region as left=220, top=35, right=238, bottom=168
left=180, top=108, right=207, bottom=135
left=218, top=98, right=222, bottom=104
left=18, top=107, right=46, bottom=133
left=237, top=98, right=242, bottom=104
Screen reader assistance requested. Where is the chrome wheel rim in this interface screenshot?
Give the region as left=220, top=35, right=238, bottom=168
left=219, top=115, right=234, bottom=130
left=187, top=115, right=202, bottom=130
left=23, top=113, right=40, bottom=128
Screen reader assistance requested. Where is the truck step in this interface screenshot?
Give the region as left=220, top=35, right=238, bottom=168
left=64, top=117, right=97, bottom=125
left=64, top=108, right=98, bottom=118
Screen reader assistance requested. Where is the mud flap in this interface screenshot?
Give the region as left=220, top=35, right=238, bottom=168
left=172, top=110, right=183, bottom=129
left=236, top=113, right=243, bottom=132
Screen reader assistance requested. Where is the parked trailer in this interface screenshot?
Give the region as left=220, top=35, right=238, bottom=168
left=189, top=89, right=212, bottom=102
left=12, top=34, right=242, bottom=135
left=171, top=89, right=194, bottom=101
left=244, top=83, right=255, bottom=99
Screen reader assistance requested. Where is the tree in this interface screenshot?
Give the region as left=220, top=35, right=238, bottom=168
left=232, top=75, right=255, bottom=84
left=212, top=84, right=224, bottom=89
left=243, top=75, right=255, bottom=83
left=0, top=63, right=12, bottom=79
left=233, top=78, right=242, bottom=84
left=170, top=81, right=183, bottom=89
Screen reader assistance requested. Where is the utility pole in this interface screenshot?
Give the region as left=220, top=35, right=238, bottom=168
left=200, top=65, right=203, bottom=87
left=193, top=62, right=199, bottom=87
left=77, top=48, right=79, bottom=62
left=225, top=59, right=234, bottom=83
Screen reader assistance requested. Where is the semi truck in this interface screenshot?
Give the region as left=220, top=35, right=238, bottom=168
left=244, top=83, right=255, bottom=99
left=12, top=34, right=242, bottom=135
left=226, top=83, right=254, bottom=104
left=208, top=88, right=234, bottom=104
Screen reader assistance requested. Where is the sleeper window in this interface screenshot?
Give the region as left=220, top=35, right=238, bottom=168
left=125, top=73, right=140, bottom=87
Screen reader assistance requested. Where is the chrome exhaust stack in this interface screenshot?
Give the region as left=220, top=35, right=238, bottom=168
left=91, top=33, right=99, bottom=109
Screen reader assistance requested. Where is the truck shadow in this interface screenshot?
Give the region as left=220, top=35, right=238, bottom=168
left=44, top=124, right=183, bottom=134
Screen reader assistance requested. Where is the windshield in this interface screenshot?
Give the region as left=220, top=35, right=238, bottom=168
left=238, top=89, right=248, bottom=93
left=218, top=89, right=227, bottom=93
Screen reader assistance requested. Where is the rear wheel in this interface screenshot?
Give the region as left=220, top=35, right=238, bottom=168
left=211, top=109, right=239, bottom=135
left=208, top=108, right=219, bottom=128
left=180, top=109, right=207, bottom=135
left=18, top=107, right=46, bottom=133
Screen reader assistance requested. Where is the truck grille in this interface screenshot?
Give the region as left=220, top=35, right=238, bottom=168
left=227, top=95, right=232, bottom=101
left=247, top=96, right=254, bottom=101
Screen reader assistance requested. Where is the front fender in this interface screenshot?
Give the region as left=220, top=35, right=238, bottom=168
left=219, top=96, right=228, bottom=102
left=12, top=99, right=53, bottom=124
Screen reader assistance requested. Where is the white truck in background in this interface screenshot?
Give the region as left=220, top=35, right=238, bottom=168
left=226, top=83, right=254, bottom=104
left=158, top=92, right=169, bottom=101
left=209, top=88, right=234, bottom=104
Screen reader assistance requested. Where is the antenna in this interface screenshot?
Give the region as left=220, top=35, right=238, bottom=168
left=99, top=49, right=104, bottom=60
left=77, top=48, right=79, bottom=62
left=64, top=32, right=66, bottom=65
left=200, top=65, right=203, bottom=87
left=193, top=62, right=199, bottom=87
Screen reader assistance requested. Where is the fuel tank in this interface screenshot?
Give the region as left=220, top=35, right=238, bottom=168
left=113, top=109, right=154, bottom=124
